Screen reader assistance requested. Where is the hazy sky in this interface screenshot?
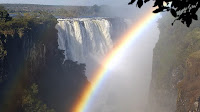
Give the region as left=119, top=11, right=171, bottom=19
left=0, top=0, right=131, bottom=6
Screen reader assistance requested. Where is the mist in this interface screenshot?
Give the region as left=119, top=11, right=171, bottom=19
left=0, top=0, right=160, bottom=111
left=54, top=2, right=160, bottom=111
left=83, top=15, right=160, bottom=111
left=3, top=0, right=199, bottom=111
left=54, top=1, right=160, bottom=111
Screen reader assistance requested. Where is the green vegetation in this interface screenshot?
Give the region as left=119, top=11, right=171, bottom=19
left=0, top=6, right=89, bottom=112
left=0, top=6, right=11, bottom=60
left=1, top=4, right=112, bottom=18
left=0, top=10, right=56, bottom=37
left=0, top=6, right=12, bottom=22
left=21, top=83, right=55, bottom=112
left=0, top=39, right=7, bottom=59
left=152, top=12, right=200, bottom=89
left=177, top=50, right=200, bottom=112
left=0, top=6, right=57, bottom=60
left=149, top=12, right=200, bottom=112
left=188, top=50, right=200, bottom=59
left=0, top=7, right=57, bottom=84
left=0, top=6, right=58, bottom=111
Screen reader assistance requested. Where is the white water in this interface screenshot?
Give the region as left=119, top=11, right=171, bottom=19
left=56, top=18, right=128, bottom=79
left=56, top=17, right=159, bottom=112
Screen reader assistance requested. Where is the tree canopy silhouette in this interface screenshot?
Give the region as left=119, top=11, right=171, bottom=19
left=128, top=0, right=200, bottom=27
left=0, top=6, right=12, bottom=22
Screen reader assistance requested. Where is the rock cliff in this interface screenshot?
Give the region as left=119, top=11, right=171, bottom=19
left=148, top=13, right=200, bottom=112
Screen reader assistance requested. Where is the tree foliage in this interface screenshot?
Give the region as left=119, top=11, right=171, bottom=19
left=128, top=0, right=200, bottom=27
left=0, top=9, right=56, bottom=37
left=21, top=83, right=55, bottom=112
left=0, top=6, right=89, bottom=111
left=0, top=6, right=12, bottom=22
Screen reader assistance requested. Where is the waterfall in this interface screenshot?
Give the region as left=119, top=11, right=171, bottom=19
left=55, top=17, right=127, bottom=78
left=55, top=17, right=159, bottom=112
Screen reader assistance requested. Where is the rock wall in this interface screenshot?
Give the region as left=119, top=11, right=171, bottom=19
left=148, top=13, right=200, bottom=112
left=0, top=19, right=89, bottom=112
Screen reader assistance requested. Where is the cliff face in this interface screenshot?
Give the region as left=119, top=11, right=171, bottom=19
left=177, top=51, right=200, bottom=112
left=148, top=13, right=200, bottom=112
left=0, top=17, right=89, bottom=112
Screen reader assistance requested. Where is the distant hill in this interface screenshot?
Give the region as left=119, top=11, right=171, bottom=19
left=1, top=4, right=113, bottom=18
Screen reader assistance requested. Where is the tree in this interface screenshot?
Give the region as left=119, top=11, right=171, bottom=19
left=128, top=0, right=200, bottom=27
left=21, top=83, right=55, bottom=112
left=0, top=6, right=12, bottom=22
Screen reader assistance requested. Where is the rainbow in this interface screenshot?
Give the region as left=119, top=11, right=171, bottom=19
left=72, top=9, right=159, bottom=112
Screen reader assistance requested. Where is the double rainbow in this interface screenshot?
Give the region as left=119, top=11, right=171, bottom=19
left=72, top=9, right=159, bottom=112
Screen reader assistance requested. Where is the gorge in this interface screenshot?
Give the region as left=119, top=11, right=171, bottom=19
left=1, top=4, right=200, bottom=112
left=55, top=17, right=159, bottom=112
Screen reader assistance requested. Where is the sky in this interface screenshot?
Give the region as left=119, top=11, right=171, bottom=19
left=0, top=0, right=131, bottom=6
